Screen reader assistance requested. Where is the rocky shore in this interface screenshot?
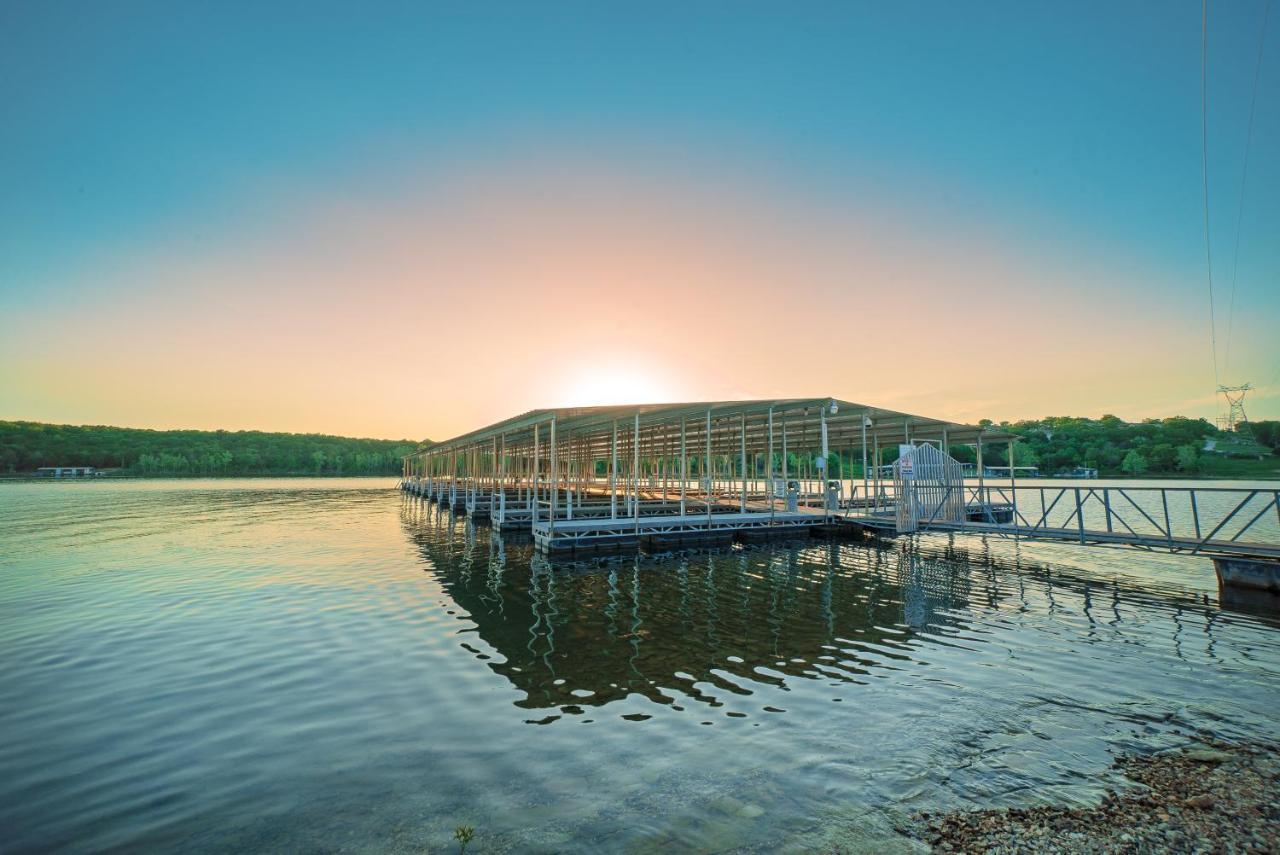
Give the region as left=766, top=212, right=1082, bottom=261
left=912, top=740, right=1280, bottom=854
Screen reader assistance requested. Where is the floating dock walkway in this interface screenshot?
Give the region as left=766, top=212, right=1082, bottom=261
left=401, top=399, right=1280, bottom=590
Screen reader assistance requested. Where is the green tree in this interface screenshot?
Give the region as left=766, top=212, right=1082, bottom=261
left=1001, top=443, right=1039, bottom=467
left=1175, top=443, right=1200, bottom=473
left=1121, top=449, right=1148, bottom=476
left=1249, top=420, right=1279, bottom=452
left=1147, top=443, right=1176, bottom=472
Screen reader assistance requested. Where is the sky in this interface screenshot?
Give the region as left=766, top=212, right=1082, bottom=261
left=2, top=1, right=1277, bottom=441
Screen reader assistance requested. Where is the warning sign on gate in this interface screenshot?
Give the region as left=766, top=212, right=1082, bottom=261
left=898, top=444, right=915, bottom=477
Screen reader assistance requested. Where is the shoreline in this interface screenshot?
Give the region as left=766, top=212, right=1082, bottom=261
left=909, top=739, right=1280, bottom=853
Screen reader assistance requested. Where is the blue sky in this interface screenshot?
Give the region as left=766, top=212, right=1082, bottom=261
left=2, top=2, right=1277, bottom=433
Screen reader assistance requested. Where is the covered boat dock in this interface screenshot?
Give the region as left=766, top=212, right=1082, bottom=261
left=401, top=398, right=1013, bottom=555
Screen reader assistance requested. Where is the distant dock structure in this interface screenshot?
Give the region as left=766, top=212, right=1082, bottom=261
left=403, top=398, right=1007, bottom=552
left=401, top=398, right=1280, bottom=590
left=35, top=466, right=101, bottom=478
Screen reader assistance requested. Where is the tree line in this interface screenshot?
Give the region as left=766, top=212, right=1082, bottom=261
left=985, top=416, right=1279, bottom=476
left=4, top=415, right=1277, bottom=479
left=0, top=421, right=427, bottom=476
left=756, top=417, right=1276, bottom=478
left=708, top=416, right=1278, bottom=479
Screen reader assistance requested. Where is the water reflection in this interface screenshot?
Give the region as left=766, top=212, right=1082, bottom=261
left=400, top=494, right=1258, bottom=723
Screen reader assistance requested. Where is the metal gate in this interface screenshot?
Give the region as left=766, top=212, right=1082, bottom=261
left=893, top=443, right=965, bottom=533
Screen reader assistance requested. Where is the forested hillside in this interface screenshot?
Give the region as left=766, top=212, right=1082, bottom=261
left=0, top=421, right=425, bottom=476
left=989, top=416, right=1279, bottom=476
left=832, top=416, right=1279, bottom=478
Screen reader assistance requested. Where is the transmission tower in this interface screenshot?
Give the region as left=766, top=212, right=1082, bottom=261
left=1216, top=383, right=1253, bottom=432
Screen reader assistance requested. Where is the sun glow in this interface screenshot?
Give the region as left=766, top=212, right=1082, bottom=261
left=558, top=364, right=676, bottom=408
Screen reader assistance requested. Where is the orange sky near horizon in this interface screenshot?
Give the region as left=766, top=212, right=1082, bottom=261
left=2, top=152, right=1273, bottom=442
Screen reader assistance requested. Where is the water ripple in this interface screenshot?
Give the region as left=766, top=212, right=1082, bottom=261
left=0, top=480, right=1277, bottom=853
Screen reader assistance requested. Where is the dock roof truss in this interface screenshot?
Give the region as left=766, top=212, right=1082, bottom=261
left=409, top=398, right=1012, bottom=462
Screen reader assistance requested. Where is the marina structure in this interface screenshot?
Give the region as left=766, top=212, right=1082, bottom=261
left=401, top=398, right=1280, bottom=588
left=403, top=399, right=1004, bottom=548
left=34, top=466, right=100, bottom=478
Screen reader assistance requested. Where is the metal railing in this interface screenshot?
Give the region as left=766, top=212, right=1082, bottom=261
left=843, top=483, right=1280, bottom=558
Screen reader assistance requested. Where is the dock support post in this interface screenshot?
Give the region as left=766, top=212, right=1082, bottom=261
left=861, top=413, right=869, bottom=513
left=532, top=423, right=539, bottom=526
left=781, top=419, right=788, bottom=489
left=768, top=407, right=775, bottom=524
left=706, top=408, right=713, bottom=527
left=873, top=434, right=880, bottom=514
left=662, top=432, right=669, bottom=503
left=610, top=420, right=618, bottom=520
left=633, top=412, right=641, bottom=535
left=680, top=418, right=687, bottom=516
left=821, top=402, right=830, bottom=520
left=1008, top=439, right=1018, bottom=530
left=1074, top=487, right=1085, bottom=543
left=566, top=435, right=573, bottom=521
left=740, top=412, right=747, bottom=514
left=549, top=417, right=557, bottom=539
left=976, top=435, right=985, bottom=520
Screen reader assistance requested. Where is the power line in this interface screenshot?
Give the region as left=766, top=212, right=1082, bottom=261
left=1224, top=0, right=1272, bottom=375
left=1201, top=0, right=1220, bottom=387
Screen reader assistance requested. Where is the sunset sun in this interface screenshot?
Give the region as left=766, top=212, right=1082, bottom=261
left=559, top=364, right=676, bottom=407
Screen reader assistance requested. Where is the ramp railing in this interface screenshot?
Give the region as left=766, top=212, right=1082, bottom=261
left=843, top=483, right=1280, bottom=558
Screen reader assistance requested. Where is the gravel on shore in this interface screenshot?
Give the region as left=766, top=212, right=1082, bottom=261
left=910, top=740, right=1280, bottom=854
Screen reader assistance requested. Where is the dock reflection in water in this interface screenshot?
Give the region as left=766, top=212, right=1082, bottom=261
left=402, top=494, right=1277, bottom=733
left=406, top=498, right=978, bottom=719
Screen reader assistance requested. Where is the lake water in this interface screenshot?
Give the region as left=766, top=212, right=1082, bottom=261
left=2, top=478, right=1278, bottom=852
